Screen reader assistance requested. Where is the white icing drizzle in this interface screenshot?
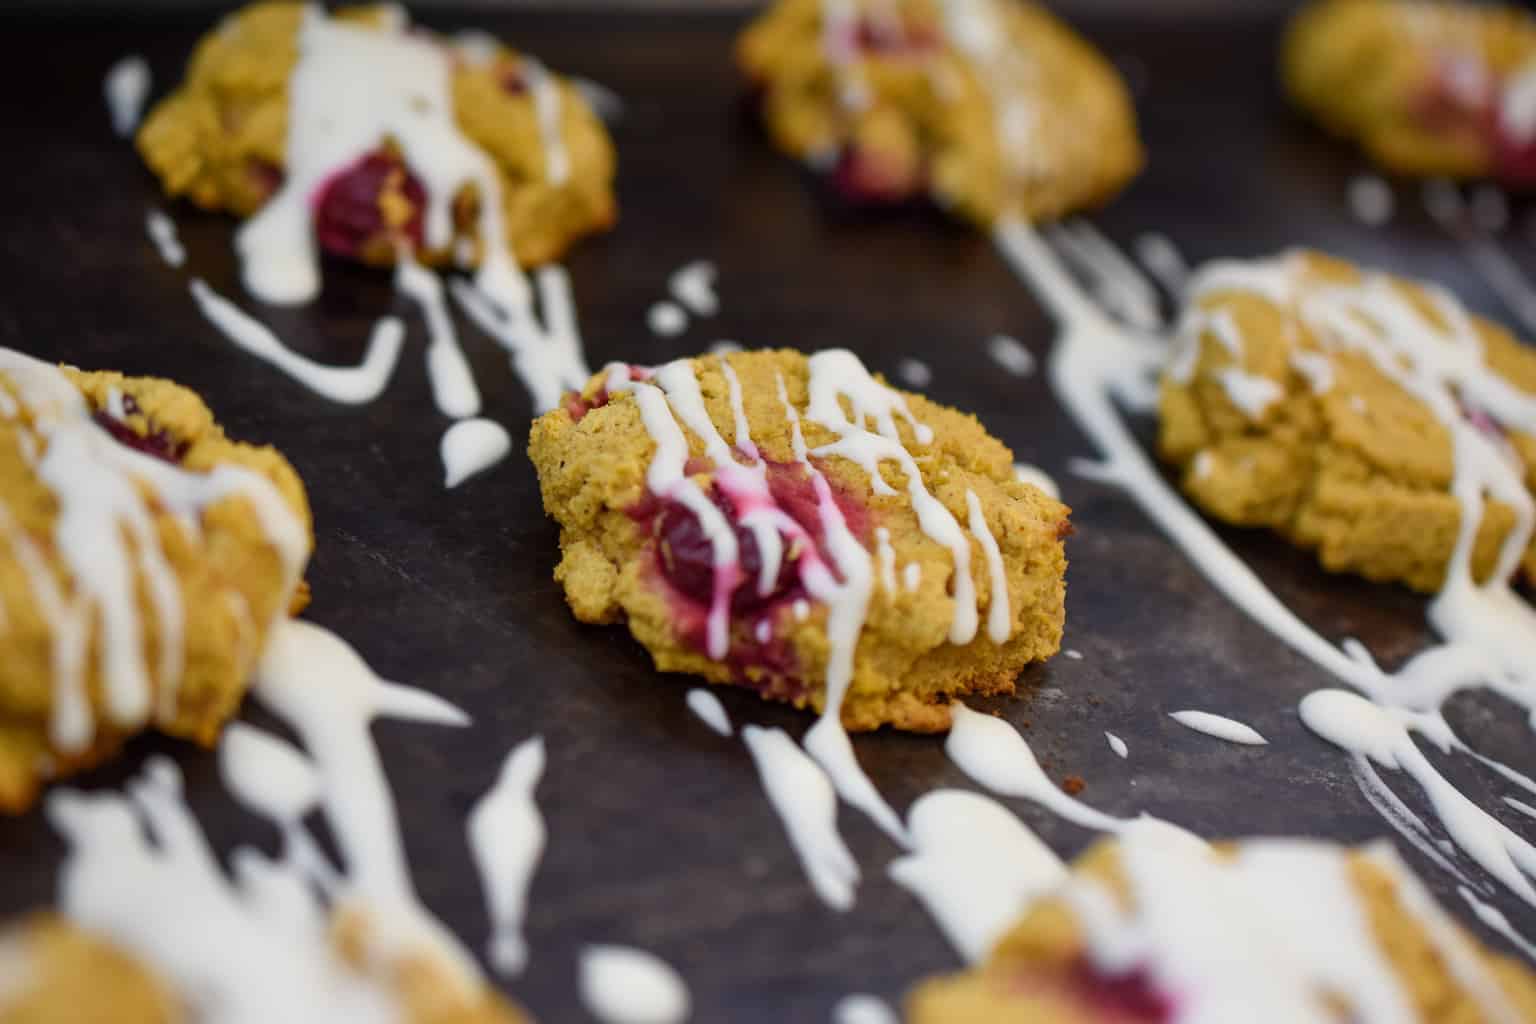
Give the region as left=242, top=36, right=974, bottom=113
left=440, top=418, right=511, bottom=489
left=648, top=301, right=688, bottom=338
left=1048, top=221, right=1163, bottom=331
left=578, top=945, right=691, bottom=1024
left=1168, top=710, right=1268, bottom=746
left=897, top=357, right=932, bottom=388
left=450, top=265, right=591, bottom=413
left=669, top=261, right=719, bottom=317
left=709, top=339, right=742, bottom=356
left=1012, top=462, right=1059, bottom=499
left=0, top=349, right=306, bottom=752
left=1135, top=231, right=1189, bottom=299
left=468, top=737, right=547, bottom=976
left=1461, top=886, right=1536, bottom=961
left=935, top=0, right=1042, bottom=184
left=873, top=527, right=898, bottom=595
left=145, top=209, right=185, bottom=268
left=832, top=994, right=897, bottom=1024
left=887, top=788, right=1067, bottom=963
left=1502, top=60, right=1536, bottom=146
left=190, top=279, right=405, bottom=405
left=742, top=725, right=859, bottom=911
left=685, top=688, right=732, bottom=737
left=902, top=562, right=921, bottom=592
left=396, top=254, right=480, bottom=419
left=572, top=76, right=625, bottom=122
left=523, top=59, right=570, bottom=185
left=1504, top=796, right=1536, bottom=821
left=965, top=490, right=1011, bottom=643
left=947, top=703, right=1122, bottom=830
left=49, top=618, right=487, bottom=1022
left=1289, top=349, right=1335, bottom=394
left=1347, top=174, right=1395, bottom=227
left=1424, top=180, right=1536, bottom=336
left=104, top=54, right=150, bottom=137
left=987, top=333, right=1036, bottom=376
left=1216, top=368, right=1282, bottom=420
left=251, top=620, right=482, bottom=991
left=1064, top=829, right=1444, bottom=1024
left=1106, top=731, right=1128, bottom=758
left=1064, top=648, right=1083, bottom=660
left=997, top=216, right=1536, bottom=916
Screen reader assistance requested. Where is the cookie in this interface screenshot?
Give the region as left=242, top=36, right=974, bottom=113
left=738, top=0, right=1142, bottom=225
left=0, top=913, right=528, bottom=1023
left=0, top=349, right=313, bottom=812
left=1157, top=250, right=1536, bottom=593
left=528, top=349, right=1069, bottom=732
left=1283, top=0, right=1536, bottom=186
left=907, top=827, right=1536, bottom=1022
left=137, top=2, right=617, bottom=271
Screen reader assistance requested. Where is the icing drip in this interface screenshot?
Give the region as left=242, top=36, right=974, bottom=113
left=897, top=357, right=932, bottom=388
left=888, top=789, right=1067, bottom=962
left=947, top=703, right=1123, bottom=831
left=145, top=209, right=186, bottom=268
left=396, top=254, right=480, bottom=419
left=1167, top=710, right=1267, bottom=746
left=524, top=60, right=570, bottom=185
left=1134, top=232, right=1189, bottom=299
left=648, top=301, right=688, bottom=338
left=987, top=333, right=1036, bottom=377
left=1106, top=731, right=1129, bottom=758
left=578, top=945, right=691, bottom=1024
left=1347, top=174, right=1395, bottom=227
left=0, top=348, right=306, bottom=752
left=440, top=418, right=511, bottom=489
left=669, top=260, right=719, bottom=317
left=997, top=216, right=1536, bottom=915
left=190, top=280, right=405, bottom=405
left=468, top=738, right=547, bottom=976
left=874, top=526, right=898, bottom=595
left=451, top=264, right=591, bottom=413
left=832, top=994, right=897, bottom=1024
left=104, top=55, right=150, bottom=137
left=743, top=725, right=859, bottom=911
left=1048, top=221, right=1163, bottom=331
left=49, top=618, right=487, bottom=1022
left=1013, top=462, right=1059, bottom=499
left=685, top=687, right=732, bottom=737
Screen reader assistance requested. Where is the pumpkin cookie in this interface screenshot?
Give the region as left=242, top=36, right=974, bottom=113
left=908, top=826, right=1536, bottom=1022
left=528, top=348, right=1069, bottom=732
left=738, top=0, right=1142, bottom=224
left=138, top=2, right=616, bottom=272
left=1158, top=251, right=1536, bottom=593
left=0, top=348, right=312, bottom=812
left=1283, top=0, right=1536, bottom=186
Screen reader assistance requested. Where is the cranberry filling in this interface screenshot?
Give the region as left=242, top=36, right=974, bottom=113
left=1069, top=962, right=1174, bottom=1022
left=565, top=388, right=610, bottom=422
left=852, top=17, right=938, bottom=55
left=247, top=158, right=286, bottom=204
left=93, top=396, right=187, bottom=464
left=830, top=145, right=924, bottom=205
left=499, top=63, right=528, bottom=96
left=1412, top=56, right=1536, bottom=188
left=312, top=149, right=427, bottom=259
left=656, top=497, right=799, bottom=615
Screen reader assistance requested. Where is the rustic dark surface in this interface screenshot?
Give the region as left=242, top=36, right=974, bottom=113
left=0, top=6, right=1534, bottom=1021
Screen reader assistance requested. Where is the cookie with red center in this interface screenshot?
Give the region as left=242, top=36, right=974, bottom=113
left=136, top=2, right=616, bottom=270
left=1158, top=250, right=1536, bottom=593
left=528, top=348, right=1069, bottom=732
left=1284, top=0, right=1536, bottom=186
left=737, top=0, right=1142, bottom=225
left=907, top=832, right=1536, bottom=1023
left=0, top=355, right=313, bottom=812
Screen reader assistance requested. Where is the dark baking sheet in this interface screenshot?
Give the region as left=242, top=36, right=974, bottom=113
left=1, top=6, right=1534, bottom=1020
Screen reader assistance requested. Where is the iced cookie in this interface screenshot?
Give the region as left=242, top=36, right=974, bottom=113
left=0, top=913, right=528, bottom=1023
left=737, top=0, right=1142, bottom=224
left=528, top=348, right=1069, bottom=732
left=0, top=348, right=312, bottom=812
left=907, top=827, right=1536, bottom=1022
left=1283, top=0, right=1536, bottom=186
left=137, top=2, right=616, bottom=273
left=1158, top=251, right=1536, bottom=593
